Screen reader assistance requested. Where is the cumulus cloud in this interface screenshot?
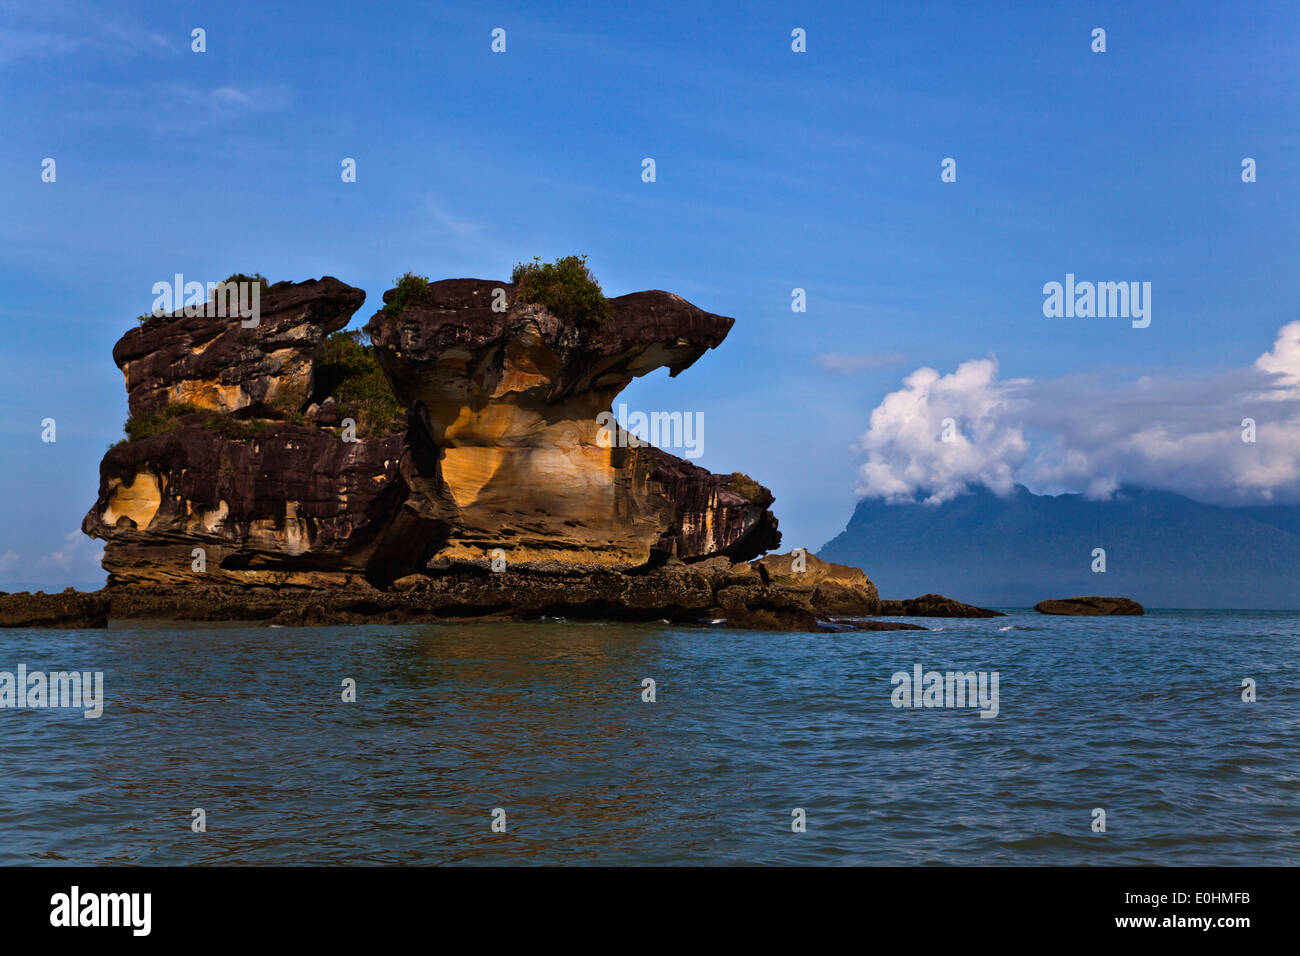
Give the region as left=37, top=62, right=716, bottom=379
left=855, top=358, right=1031, bottom=504
left=855, top=322, right=1300, bottom=506
left=1254, top=320, right=1300, bottom=392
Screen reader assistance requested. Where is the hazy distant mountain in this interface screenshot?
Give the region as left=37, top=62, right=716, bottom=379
left=818, top=486, right=1300, bottom=609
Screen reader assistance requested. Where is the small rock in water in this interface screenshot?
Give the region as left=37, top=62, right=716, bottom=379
left=1034, top=596, right=1144, bottom=616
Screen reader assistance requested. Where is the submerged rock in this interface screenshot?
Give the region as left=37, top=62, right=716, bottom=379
left=818, top=619, right=927, bottom=632
left=879, top=593, right=1004, bottom=617
left=1034, top=596, right=1144, bottom=616
left=715, top=584, right=819, bottom=632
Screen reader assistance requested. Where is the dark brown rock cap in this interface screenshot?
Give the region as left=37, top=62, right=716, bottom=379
left=115, top=276, right=365, bottom=367
left=112, top=277, right=367, bottom=417
left=1034, top=596, right=1144, bottom=616
left=364, top=279, right=735, bottom=386
left=367, top=278, right=732, bottom=346
left=604, top=290, right=734, bottom=368
left=365, top=278, right=513, bottom=355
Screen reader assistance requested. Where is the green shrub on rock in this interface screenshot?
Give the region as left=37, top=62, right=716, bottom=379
left=727, top=472, right=763, bottom=502
left=314, top=330, right=404, bottom=436
left=382, top=272, right=434, bottom=317
left=123, top=402, right=272, bottom=443
left=208, top=273, right=270, bottom=301
left=510, top=255, right=611, bottom=330
left=123, top=401, right=204, bottom=441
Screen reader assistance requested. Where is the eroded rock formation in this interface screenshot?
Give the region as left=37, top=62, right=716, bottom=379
left=85, top=278, right=433, bottom=589
left=362, top=278, right=779, bottom=568
left=116, top=278, right=365, bottom=417
left=83, top=272, right=843, bottom=627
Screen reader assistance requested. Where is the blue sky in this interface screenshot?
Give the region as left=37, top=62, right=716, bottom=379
left=2, top=0, right=1299, bottom=588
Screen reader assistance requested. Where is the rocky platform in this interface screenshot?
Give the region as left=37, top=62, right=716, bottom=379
left=0, top=590, right=110, bottom=628
left=90, top=557, right=880, bottom=630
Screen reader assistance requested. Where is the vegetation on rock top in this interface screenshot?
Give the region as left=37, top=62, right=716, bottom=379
left=382, top=272, right=434, bottom=317
left=511, top=255, right=611, bottom=330
left=727, top=472, right=763, bottom=501
left=208, top=273, right=272, bottom=300
left=136, top=272, right=284, bottom=327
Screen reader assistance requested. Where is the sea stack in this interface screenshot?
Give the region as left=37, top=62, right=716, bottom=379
left=78, top=271, right=881, bottom=629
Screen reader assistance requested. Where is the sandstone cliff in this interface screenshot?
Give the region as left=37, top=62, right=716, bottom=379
left=361, top=277, right=779, bottom=569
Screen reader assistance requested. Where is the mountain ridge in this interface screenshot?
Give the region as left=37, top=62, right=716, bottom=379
left=818, top=485, right=1300, bottom=609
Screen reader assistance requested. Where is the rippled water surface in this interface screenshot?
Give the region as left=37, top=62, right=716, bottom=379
left=1, top=610, right=1296, bottom=864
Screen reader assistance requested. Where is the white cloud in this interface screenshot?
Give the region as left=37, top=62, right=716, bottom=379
left=39, top=530, right=104, bottom=574
left=855, top=357, right=1030, bottom=504
left=855, top=322, right=1300, bottom=506
left=422, top=196, right=485, bottom=240
left=815, top=352, right=905, bottom=374
left=0, top=4, right=169, bottom=63
left=210, top=85, right=294, bottom=113
left=1254, top=320, right=1300, bottom=392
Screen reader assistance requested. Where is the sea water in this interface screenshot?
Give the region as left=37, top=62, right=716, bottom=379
left=0, top=609, right=1295, bottom=865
